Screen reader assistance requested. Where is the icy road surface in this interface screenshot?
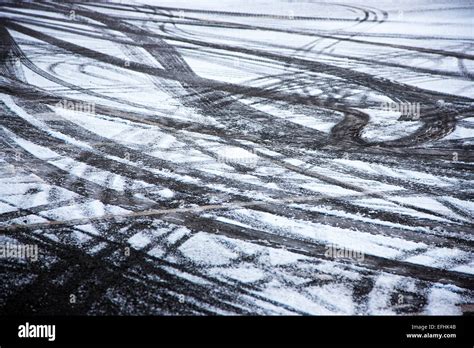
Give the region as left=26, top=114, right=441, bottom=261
left=0, top=0, right=473, bottom=315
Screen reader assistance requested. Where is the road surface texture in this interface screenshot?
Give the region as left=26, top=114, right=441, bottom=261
left=0, top=0, right=473, bottom=315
